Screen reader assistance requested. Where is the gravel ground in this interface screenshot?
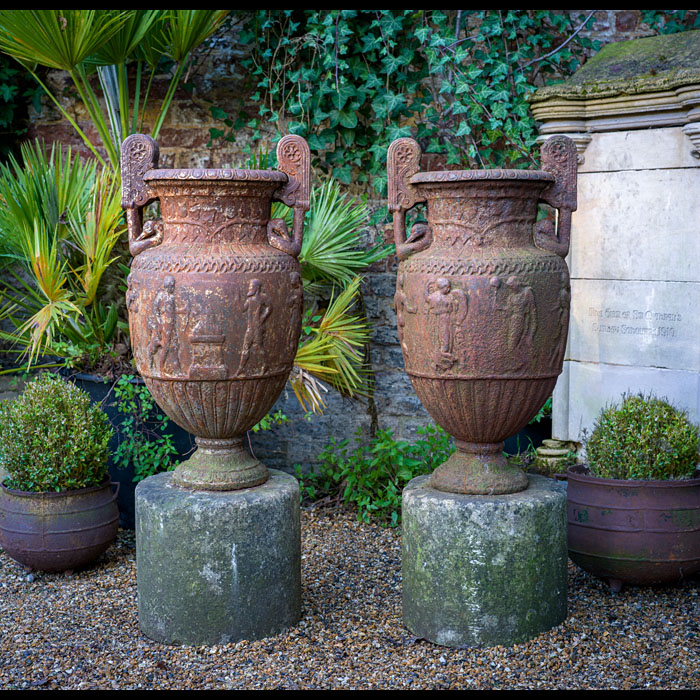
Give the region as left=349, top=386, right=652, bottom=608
left=1, top=508, right=699, bottom=690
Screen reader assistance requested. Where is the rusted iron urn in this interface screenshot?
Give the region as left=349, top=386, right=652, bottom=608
left=567, top=465, right=700, bottom=588
left=388, top=136, right=577, bottom=495
left=121, top=134, right=309, bottom=490
left=0, top=479, right=119, bottom=572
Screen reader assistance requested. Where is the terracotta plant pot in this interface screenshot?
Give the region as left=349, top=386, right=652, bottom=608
left=121, top=134, right=310, bottom=490
left=387, top=136, right=577, bottom=495
left=567, top=464, right=700, bottom=590
left=0, top=478, right=119, bottom=572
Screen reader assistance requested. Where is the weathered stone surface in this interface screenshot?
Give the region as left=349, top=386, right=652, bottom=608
left=402, top=474, right=567, bottom=648
left=136, top=470, right=300, bottom=645
left=579, top=126, right=698, bottom=173
left=549, top=120, right=700, bottom=442
left=532, top=29, right=700, bottom=101
left=571, top=168, right=700, bottom=283
left=555, top=360, right=700, bottom=443
left=570, top=279, right=699, bottom=370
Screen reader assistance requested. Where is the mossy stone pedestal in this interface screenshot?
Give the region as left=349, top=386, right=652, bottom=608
left=136, top=470, right=300, bottom=646
left=402, top=474, right=567, bottom=648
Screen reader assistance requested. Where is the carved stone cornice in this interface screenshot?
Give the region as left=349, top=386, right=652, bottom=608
left=532, top=31, right=700, bottom=160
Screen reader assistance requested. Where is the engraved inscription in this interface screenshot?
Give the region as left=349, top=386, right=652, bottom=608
left=588, top=305, right=681, bottom=338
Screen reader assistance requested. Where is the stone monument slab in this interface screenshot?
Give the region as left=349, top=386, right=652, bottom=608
left=532, top=31, right=700, bottom=443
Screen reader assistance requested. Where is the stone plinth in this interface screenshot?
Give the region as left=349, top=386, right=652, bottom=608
left=402, top=474, right=567, bottom=648
left=531, top=30, right=700, bottom=443
left=136, top=470, right=300, bottom=646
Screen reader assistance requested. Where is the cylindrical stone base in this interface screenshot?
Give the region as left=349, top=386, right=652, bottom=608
left=136, top=470, right=300, bottom=645
left=402, top=474, right=567, bottom=648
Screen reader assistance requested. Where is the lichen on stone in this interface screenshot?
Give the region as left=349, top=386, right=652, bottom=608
left=532, top=29, right=700, bottom=103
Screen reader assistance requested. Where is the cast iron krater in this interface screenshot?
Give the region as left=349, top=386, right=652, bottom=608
left=121, top=134, right=310, bottom=490
left=388, top=136, right=577, bottom=494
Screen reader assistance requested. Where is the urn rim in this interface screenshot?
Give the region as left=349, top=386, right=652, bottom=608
left=143, top=167, right=288, bottom=183
left=410, top=168, right=555, bottom=185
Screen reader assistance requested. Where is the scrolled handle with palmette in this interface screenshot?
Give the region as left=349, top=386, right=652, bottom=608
left=121, top=134, right=162, bottom=257
left=535, top=135, right=578, bottom=258
left=268, top=135, right=311, bottom=258
left=387, top=138, right=432, bottom=261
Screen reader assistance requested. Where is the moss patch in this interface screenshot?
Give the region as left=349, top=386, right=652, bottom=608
left=532, top=29, right=700, bottom=102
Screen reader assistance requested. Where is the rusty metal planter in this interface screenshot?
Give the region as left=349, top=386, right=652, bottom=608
left=387, top=136, right=577, bottom=495
left=567, top=464, right=700, bottom=588
left=121, top=134, right=309, bottom=491
left=0, top=478, right=119, bottom=572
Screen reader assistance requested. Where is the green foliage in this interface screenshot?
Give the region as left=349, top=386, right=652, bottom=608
left=299, top=180, right=388, bottom=288
left=529, top=396, right=552, bottom=424
left=111, top=375, right=178, bottom=482
left=291, top=277, right=372, bottom=412
left=0, top=373, right=112, bottom=492
left=252, top=409, right=289, bottom=433
left=295, top=424, right=455, bottom=526
left=220, top=10, right=598, bottom=192
left=0, top=54, right=42, bottom=158
left=586, top=394, right=700, bottom=481
left=0, top=141, right=125, bottom=370
left=0, top=10, right=229, bottom=170
left=641, top=10, right=700, bottom=34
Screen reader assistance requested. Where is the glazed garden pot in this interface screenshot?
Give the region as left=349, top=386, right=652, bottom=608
left=121, top=134, right=309, bottom=491
left=0, top=478, right=119, bottom=572
left=388, top=136, right=577, bottom=495
left=567, top=465, right=700, bottom=589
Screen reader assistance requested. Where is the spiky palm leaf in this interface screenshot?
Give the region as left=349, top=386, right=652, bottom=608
left=0, top=10, right=128, bottom=71
left=0, top=141, right=96, bottom=265
left=292, top=277, right=371, bottom=413
left=161, top=10, right=229, bottom=62
left=300, top=180, right=389, bottom=288
left=0, top=144, right=125, bottom=367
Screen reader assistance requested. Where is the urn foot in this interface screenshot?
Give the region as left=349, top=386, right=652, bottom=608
left=171, top=437, right=268, bottom=491
left=429, top=441, right=528, bottom=495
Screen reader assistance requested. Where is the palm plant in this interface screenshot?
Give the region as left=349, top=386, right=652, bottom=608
left=0, top=10, right=229, bottom=170
left=0, top=141, right=124, bottom=371
left=0, top=10, right=230, bottom=373
left=282, top=182, right=390, bottom=413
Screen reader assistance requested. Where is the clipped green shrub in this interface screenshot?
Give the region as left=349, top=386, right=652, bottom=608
left=295, top=425, right=455, bottom=526
left=0, top=373, right=112, bottom=492
left=586, top=393, right=700, bottom=481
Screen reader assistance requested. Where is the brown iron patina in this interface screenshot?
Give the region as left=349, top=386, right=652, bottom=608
left=121, top=134, right=310, bottom=490
left=388, top=136, right=577, bottom=494
left=567, top=465, right=700, bottom=589
left=0, top=478, right=119, bottom=572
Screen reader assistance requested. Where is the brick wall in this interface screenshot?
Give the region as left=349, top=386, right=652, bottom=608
left=20, top=11, right=681, bottom=470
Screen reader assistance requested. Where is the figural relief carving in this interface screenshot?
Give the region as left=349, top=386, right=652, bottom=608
left=147, top=275, right=182, bottom=374
left=425, top=278, right=468, bottom=371
left=238, top=279, right=271, bottom=375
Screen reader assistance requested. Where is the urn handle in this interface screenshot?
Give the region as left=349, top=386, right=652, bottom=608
left=269, top=135, right=311, bottom=258
left=535, top=135, right=578, bottom=258
left=387, top=138, right=431, bottom=261
left=121, top=134, right=162, bottom=257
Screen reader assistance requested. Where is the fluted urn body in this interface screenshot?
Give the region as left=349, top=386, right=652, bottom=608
left=388, top=137, right=578, bottom=494
left=121, top=134, right=310, bottom=490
